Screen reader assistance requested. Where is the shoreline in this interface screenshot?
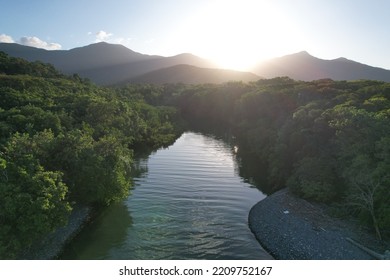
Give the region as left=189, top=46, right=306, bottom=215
left=248, top=188, right=388, bottom=260
left=21, top=187, right=388, bottom=260
left=20, top=206, right=91, bottom=260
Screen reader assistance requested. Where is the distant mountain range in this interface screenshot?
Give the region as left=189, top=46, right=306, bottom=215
left=129, top=64, right=259, bottom=84
left=1, top=42, right=390, bottom=84
left=0, top=42, right=219, bottom=84
left=253, top=51, right=390, bottom=82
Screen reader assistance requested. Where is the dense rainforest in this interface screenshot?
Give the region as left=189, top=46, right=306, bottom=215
left=0, top=52, right=389, bottom=258
left=0, top=52, right=180, bottom=258
left=169, top=78, right=390, bottom=241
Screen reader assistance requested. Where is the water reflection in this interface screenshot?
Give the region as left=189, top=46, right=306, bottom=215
left=189, top=127, right=270, bottom=193
left=61, top=203, right=133, bottom=259
left=130, top=155, right=149, bottom=179
left=234, top=148, right=272, bottom=194
left=61, top=132, right=271, bottom=260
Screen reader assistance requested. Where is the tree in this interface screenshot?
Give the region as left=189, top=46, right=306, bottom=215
left=0, top=133, right=71, bottom=258
left=287, top=156, right=339, bottom=202
left=42, top=129, right=133, bottom=205
left=328, top=104, right=390, bottom=239
left=342, top=154, right=388, bottom=240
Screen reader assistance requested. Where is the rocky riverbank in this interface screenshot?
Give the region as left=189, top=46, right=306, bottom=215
left=249, top=188, right=389, bottom=260
left=20, top=206, right=91, bottom=260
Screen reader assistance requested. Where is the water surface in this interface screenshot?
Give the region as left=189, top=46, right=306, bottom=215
left=61, top=132, right=270, bottom=259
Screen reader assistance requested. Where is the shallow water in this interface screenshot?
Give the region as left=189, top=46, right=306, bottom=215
left=61, top=132, right=271, bottom=259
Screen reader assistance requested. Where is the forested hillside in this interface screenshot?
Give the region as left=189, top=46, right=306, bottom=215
left=1, top=52, right=389, bottom=259
left=0, top=52, right=179, bottom=258
left=168, top=78, right=390, bottom=240
left=100, top=79, right=390, bottom=240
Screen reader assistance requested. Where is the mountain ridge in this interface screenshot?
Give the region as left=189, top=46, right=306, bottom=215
left=1, top=42, right=390, bottom=84
left=252, top=51, right=390, bottom=82
left=0, top=42, right=216, bottom=84
left=128, top=64, right=260, bottom=84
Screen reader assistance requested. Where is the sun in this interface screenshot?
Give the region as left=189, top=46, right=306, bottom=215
left=172, top=0, right=302, bottom=71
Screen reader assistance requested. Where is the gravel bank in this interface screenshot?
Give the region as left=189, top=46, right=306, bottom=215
left=21, top=206, right=91, bottom=260
left=249, top=188, right=388, bottom=260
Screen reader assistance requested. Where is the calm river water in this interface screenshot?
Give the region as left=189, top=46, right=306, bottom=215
left=61, top=132, right=271, bottom=259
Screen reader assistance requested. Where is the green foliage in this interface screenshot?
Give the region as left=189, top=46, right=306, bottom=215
left=0, top=51, right=62, bottom=78
left=341, top=154, right=389, bottom=239
left=45, top=130, right=133, bottom=205
left=1, top=51, right=389, bottom=256
left=170, top=78, right=390, bottom=238
left=0, top=53, right=181, bottom=258
left=287, top=156, right=339, bottom=202
left=0, top=133, right=71, bottom=259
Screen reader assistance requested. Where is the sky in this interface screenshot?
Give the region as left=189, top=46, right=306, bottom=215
left=1, top=0, right=390, bottom=71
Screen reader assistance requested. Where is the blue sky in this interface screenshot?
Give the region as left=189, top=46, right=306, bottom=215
left=1, top=0, right=389, bottom=70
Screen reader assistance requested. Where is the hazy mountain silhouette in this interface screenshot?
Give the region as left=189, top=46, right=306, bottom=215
left=0, top=42, right=152, bottom=71
left=253, top=51, right=390, bottom=82
left=2, top=43, right=390, bottom=84
left=0, top=42, right=216, bottom=84
left=128, top=64, right=260, bottom=84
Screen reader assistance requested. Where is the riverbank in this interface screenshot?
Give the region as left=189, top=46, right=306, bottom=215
left=20, top=206, right=91, bottom=260
left=248, top=188, right=389, bottom=259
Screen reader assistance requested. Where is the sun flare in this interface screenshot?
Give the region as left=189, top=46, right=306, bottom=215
left=173, top=0, right=302, bottom=71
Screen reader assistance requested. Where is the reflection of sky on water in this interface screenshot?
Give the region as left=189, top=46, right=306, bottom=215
left=61, top=132, right=271, bottom=260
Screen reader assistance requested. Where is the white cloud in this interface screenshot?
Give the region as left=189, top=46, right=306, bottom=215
left=0, top=34, right=61, bottom=50
left=88, top=30, right=134, bottom=48
left=0, top=34, right=15, bottom=43
left=95, top=30, right=113, bottom=42
left=19, top=36, right=62, bottom=50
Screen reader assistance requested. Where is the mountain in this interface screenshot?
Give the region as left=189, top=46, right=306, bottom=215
left=0, top=42, right=216, bottom=85
left=75, top=51, right=216, bottom=85
left=128, top=64, right=260, bottom=84
left=3, top=43, right=390, bottom=84
left=0, top=42, right=152, bottom=72
left=252, top=51, right=390, bottom=82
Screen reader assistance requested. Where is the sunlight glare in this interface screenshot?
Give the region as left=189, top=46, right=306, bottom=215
left=172, top=0, right=303, bottom=71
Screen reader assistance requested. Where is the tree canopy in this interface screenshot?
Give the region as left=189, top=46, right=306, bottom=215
left=1, top=51, right=389, bottom=258
left=0, top=52, right=180, bottom=258
left=169, top=78, right=390, bottom=239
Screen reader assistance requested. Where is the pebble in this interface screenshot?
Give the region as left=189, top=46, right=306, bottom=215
left=248, top=188, right=386, bottom=260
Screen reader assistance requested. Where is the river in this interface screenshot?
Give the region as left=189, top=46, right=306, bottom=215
left=60, top=132, right=271, bottom=259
